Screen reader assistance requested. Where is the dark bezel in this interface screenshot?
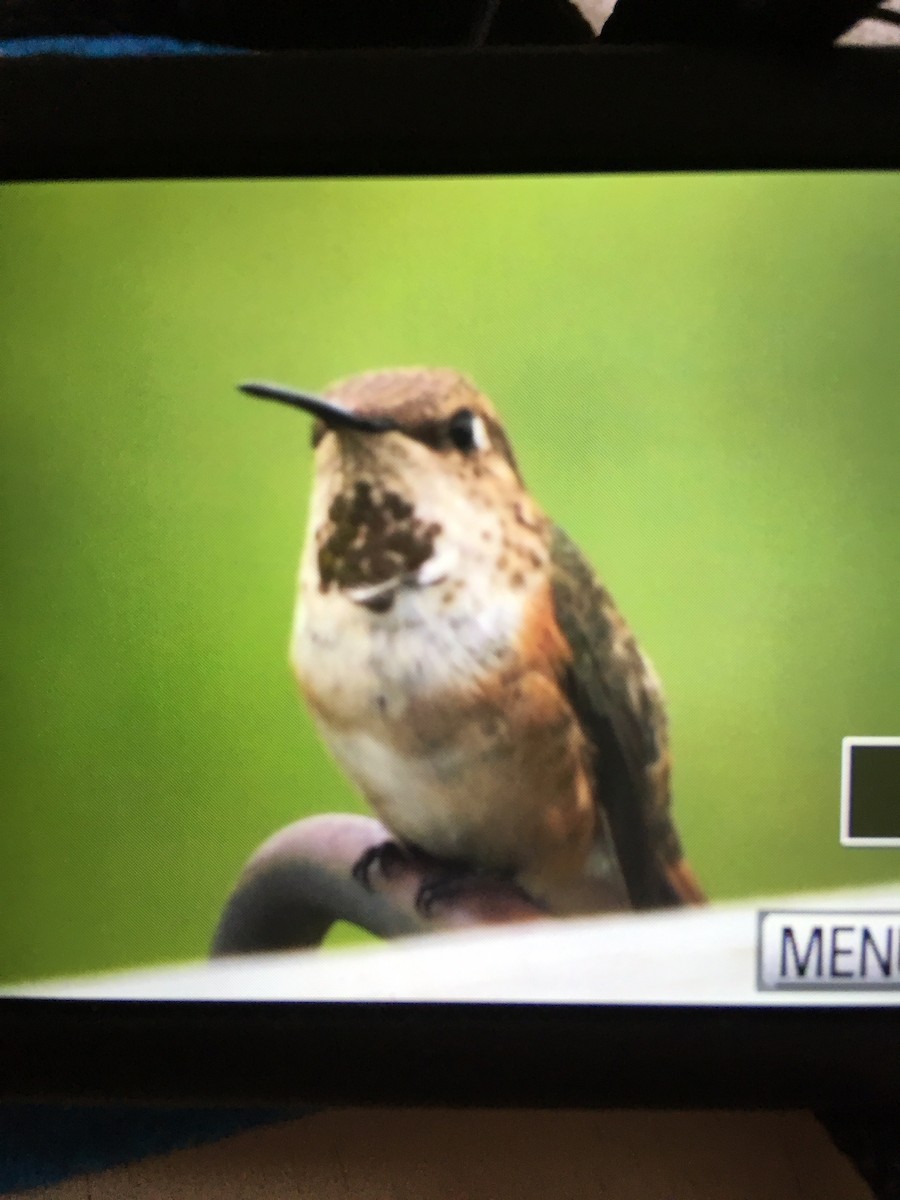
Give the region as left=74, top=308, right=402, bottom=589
left=3, top=44, right=900, bottom=179
left=1, top=45, right=899, bottom=1106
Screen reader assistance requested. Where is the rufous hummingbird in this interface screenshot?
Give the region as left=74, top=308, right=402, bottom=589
left=238, top=368, right=704, bottom=919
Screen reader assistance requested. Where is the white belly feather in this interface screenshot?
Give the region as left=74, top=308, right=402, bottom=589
left=290, top=547, right=540, bottom=856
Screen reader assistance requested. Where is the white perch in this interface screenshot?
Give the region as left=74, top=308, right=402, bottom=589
left=7, top=884, right=900, bottom=1005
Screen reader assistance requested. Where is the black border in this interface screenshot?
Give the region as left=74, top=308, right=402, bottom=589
left=2, top=1000, right=899, bottom=1106
left=2, top=44, right=900, bottom=1107
left=2, top=45, right=900, bottom=180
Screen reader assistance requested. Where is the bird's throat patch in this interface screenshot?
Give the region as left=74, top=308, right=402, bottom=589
left=316, top=480, right=442, bottom=594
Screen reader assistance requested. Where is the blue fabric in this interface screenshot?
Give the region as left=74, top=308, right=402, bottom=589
left=0, top=35, right=247, bottom=57
left=0, top=1104, right=304, bottom=1193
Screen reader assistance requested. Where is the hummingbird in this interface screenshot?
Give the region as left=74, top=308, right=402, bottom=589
left=239, top=368, right=704, bottom=919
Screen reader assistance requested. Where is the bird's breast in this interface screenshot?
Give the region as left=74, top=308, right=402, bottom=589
left=290, top=556, right=601, bottom=886
left=291, top=548, right=537, bottom=743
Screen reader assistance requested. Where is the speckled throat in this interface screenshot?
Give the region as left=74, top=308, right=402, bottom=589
left=315, top=479, right=442, bottom=596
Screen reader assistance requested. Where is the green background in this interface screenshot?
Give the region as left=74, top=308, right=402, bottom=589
left=1, top=174, right=898, bottom=985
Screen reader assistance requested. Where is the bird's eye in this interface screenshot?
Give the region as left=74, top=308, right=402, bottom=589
left=447, top=408, right=485, bottom=454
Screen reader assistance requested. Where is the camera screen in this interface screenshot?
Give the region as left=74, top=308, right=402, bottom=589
left=2, top=174, right=898, bottom=1004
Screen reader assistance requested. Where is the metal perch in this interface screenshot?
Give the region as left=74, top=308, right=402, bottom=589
left=211, top=814, right=547, bottom=957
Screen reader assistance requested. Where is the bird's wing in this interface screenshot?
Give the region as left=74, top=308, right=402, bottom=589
left=548, top=523, right=703, bottom=908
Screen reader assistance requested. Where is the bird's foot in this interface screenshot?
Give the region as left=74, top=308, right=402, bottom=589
left=352, top=843, right=547, bottom=928
left=351, top=840, right=412, bottom=890
left=415, top=871, right=546, bottom=925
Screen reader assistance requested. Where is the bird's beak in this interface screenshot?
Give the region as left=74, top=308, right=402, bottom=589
left=237, top=381, right=398, bottom=434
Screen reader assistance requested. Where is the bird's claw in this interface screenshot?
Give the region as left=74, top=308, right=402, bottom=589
left=415, top=874, right=463, bottom=919
left=415, top=872, right=543, bottom=922
left=351, top=840, right=410, bottom=890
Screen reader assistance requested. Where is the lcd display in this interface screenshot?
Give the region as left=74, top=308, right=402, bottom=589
left=1, top=174, right=898, bottom=1004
